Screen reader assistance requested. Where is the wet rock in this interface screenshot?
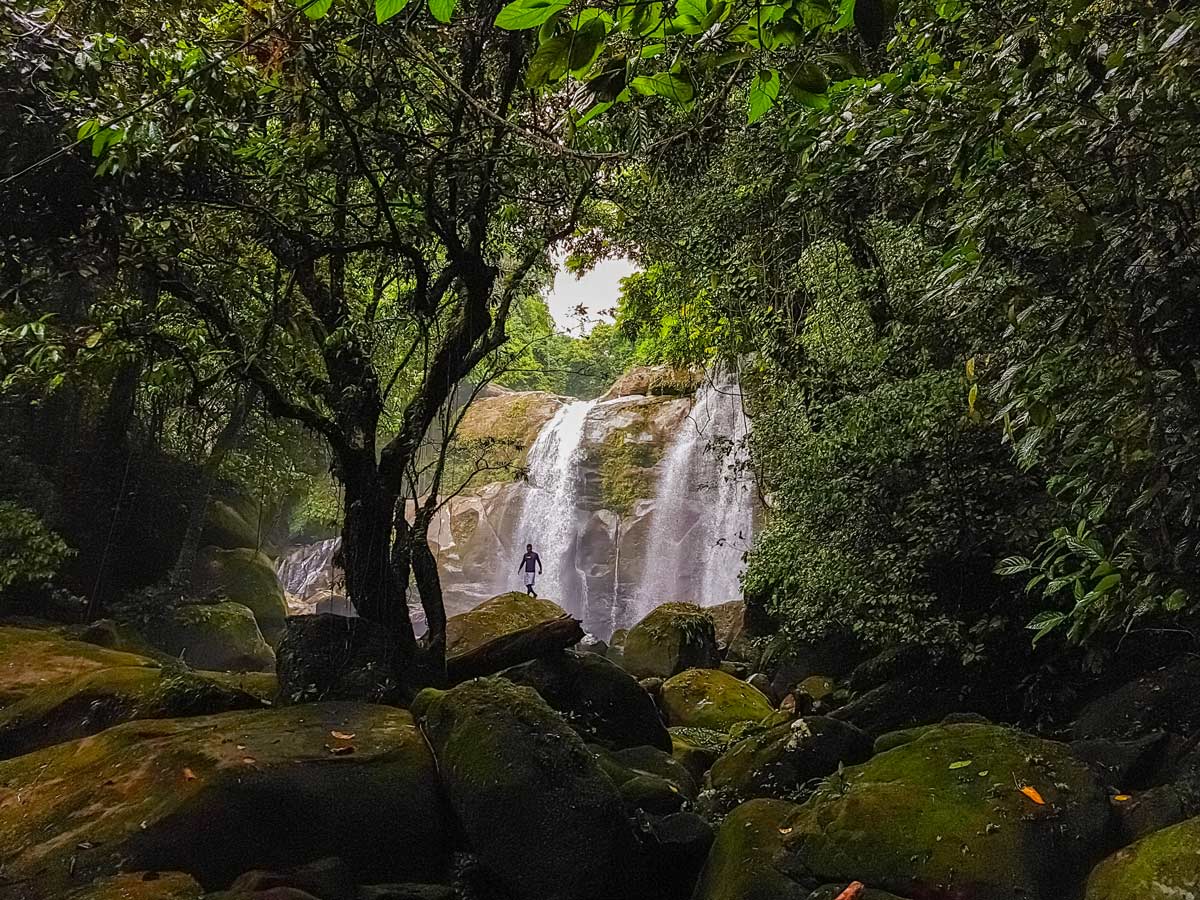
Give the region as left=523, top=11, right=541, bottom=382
left=660, top=668, right=773, bottom=731
left=692, top=799, right=809, bottom=900
left=1084, top=815, right=1200, bottom=900
left=594, top=743, right=698, bottom=815
left=707, top=600, right=757, bottom=665
left=847, top=645, right=929, bottom=693
left=641, top=811, right=714, bottom=900
left=413, top=678, right=649, bottom=900
left=444, top=593, right=567, bottom=657
left=777, top=723, right=1112, bottom=900
left=796, top=675, right=834, bottom=703
left=62, top=872, right=205, bottom=900
left=0, top=625, right=157, bottom=706
left=1070, top=732, right=1170, bottom=790
left=705, top=716, right=873, bottom=813
left=276, top=614, right=403, bottom=705
left=501, top=649, right=670, bottom=751
left=829, top=666, right=970, bottom=736
left=229, top=857, right=354, bottom=900
left=599, top=365, right=702, bottom=401
left=0, top=703, right=448, bottom=898
left=357, top=886, right=454, bottom=900
left=1074, top=657, right=1200, bottom=742
left=622, top=603, right=719, bottom=680
left=0, top=665, right=272, bottom=759
left=806, top=886, right=911, bottom=900
left=145, top=601, right=275, bottom=672
left=747, top=672, right=772, bottom=698
left=196, top=547, right=289, bottom=645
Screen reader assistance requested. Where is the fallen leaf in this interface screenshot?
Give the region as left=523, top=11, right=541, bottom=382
left=1020, top=785, right=1045, bottom=805
left=948, top=760, right=972, bottom=770
left=331, top=730, right=356, bottom=740
left=1113, top=794, right=1131, bottom=802
left=834, top=882, right=865, bottom=900
left=978, top=770, right=990, bottom=777
left=326, top=744, right=356, bottom=755
left=778, top=825, right=793, bottom=835
left=182, top=768, right=196, bottom=781
left=76, top=841, right=97, bottom=850
left=241, top=756, right=256, bottom=765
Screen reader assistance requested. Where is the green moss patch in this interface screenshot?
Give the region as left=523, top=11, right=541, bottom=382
left=1085, top=815, right=1200, bottom=900
left=661, top=668, right=774, bottom=732
left=623, top=602, right=720, bottom=679
left=598, top=426, right=662, bottom=517
left=444, top=592, right=566, bottom=657
left=0, top=626, right=158, bottom=707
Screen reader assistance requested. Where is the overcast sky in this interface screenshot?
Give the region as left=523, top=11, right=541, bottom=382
left=544, top=255, right=638, bottom=335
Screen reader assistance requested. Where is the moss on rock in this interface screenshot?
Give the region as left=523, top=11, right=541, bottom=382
left=779, top=723, right=1113, bottom=900
left=63, top=872, right=205, bottom=900
left=1084, top=815, right=1200, bottom=900
left=597, top=426, right=662, bottom=516
left=144, top=601, right=275, bottom=672
left=0, top=703, right=448, bottom=898
left=0, top=626, right=158, bottom=707
left=444, top=592, right=566, bottom=657
left=415, top=677, right=649, bottom=900
left=0, top=665, right=272, bottom=759
left=661, top=668, right=774, bottom=732
left=692, top=798, right=809, bottom=900
left=197, top=547, right=289, bottom=645
left=623, top=603, right=720, bottom=680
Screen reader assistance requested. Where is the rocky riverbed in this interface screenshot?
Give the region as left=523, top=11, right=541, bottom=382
left=0, top=596, right=1198, bottom=900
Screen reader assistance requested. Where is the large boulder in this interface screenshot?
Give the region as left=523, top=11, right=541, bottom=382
left=0, top=665, right=273, bottom=759
left=830, top=665, right=973, bottom=736
left=276, top=614, right=403, bottom=705
left=413, top=678, right=649, bottom=900
left=599, top=365, right=702, bottom=401
left=63, top=872, right=205, bottom=900
left=0, top=625, right=157, bottom=706
left=592, top=743, right=699, bottom=814
left=201, top=498, right=263, bottom=553
left=444, top=592, right=567, bottom=657
left=196, top=547, right=289, bottom=645
left=707, top=600, right=758, bottom=665
left=660, top=668, right=774, bottom=732
left=501, top=649, right=670, bottom=751
left=1084, top=815, right=1200, bottom=900
left=0, top=703, right=448, bottom=898
left=692, top=799, right=809, bottom=900
left=1074, top=657, right=1200, bottom=742
left=622, top=603, right=719, bottom=680
left=777, top=723, right=1113, bottom=900
left=145, top=601, right=275, bottom=672
left=705, top=716, right=873, bottom=814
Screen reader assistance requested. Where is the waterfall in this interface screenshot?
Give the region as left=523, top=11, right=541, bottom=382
left=504, top=399, right=597, bottom=609
left=629, top=373, right=755, bottom=622
left=277, top=536, right=341, bottom=601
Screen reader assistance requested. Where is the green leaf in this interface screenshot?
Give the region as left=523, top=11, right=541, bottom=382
left=675, top=0, right=708, bottom=19
left=747, top=69, right=780, bottom=124
left=630, top=70, right=694, bottom=104
left=527, top=35, right=571, bottom=85
left=619, top=0, right=663, bottom=36
left=297, top=0, right=334, bottom=19
left=1090, top=573, right=1121, bottom=596
left=568, top=18, right=607, bottom=74
left=376, top=0, right=412, bottom=22
left=994, top=556, right=1032, bottom=576
left=948, top=760, right=972, bottom=770
left=429, top=0, right=456, bottom=22
left=495, top=0, right=572, bottom=29
left=1027, top=611, right=1067, bottom=644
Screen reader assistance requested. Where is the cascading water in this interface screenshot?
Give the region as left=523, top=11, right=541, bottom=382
left=503, top=399, right=597, bottom=610
left=277, top=536, right=341, bottom=602
left=628, top=373, right=754, bottom=623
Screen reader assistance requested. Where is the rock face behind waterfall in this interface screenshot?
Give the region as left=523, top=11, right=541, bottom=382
left=421, top=367, right=757, bottom=637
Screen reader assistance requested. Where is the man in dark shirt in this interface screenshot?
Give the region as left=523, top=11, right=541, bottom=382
left=518, top=544, right=543, bottom=597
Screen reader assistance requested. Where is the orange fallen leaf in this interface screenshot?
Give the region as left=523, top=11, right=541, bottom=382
left=1113, top=794, right=1131, bottom=802
left=834, top=881, right=865, bottom=900
left=182, top=768, right=196, bottom=781
left=330, top=730, right=355, bottom=740
left=1020, top=785, right=1045, bottom=805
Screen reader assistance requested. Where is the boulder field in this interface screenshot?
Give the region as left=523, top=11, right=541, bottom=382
left=1, top=599, right=1198, bottom=900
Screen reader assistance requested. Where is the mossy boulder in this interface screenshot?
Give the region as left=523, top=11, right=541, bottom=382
left=201, top=499, right=262, bottom=552
left=661, top=668, right=774, bottom=732
left=444, top=593, right=567, bottom=657
left=63, top=872, right=205, bottom=900
left=414, top=678, right=648, bottom=900
left=0, top=665, right=273, bottom=759
left=592, top=743, right=699, bottom=814
left=599, top=365, right=703, bottom=401
left=501, top=649, right=670, bottom=751
left=0, top=703, right=448, bottom=898
left=197, top=546, right=289, bottom=644
left=597, top=425, right=663, bottom=516
left=1084, top=815, right=1200, bottom=899
left=145, top=602, right=275, bottom=672
left=705, top=716, right=873, bottom=813
left=692, top=798, right=809, bottom=900
left=623, top=603, right=719, bottom=680
left=0, top=626, right=158, bottom=706
left=777, top=723, right=1113, bottom=900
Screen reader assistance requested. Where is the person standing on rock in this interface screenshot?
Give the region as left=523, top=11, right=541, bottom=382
left=518, top=544, right=543, bottom=597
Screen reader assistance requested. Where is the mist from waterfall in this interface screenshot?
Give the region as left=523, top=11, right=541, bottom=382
left=504, top=399, right=597, bottom=604
left=628, top=373, right=754, bottom=623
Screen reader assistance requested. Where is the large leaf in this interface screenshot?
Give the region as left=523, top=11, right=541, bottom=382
left=630, top=70, right=694, bottom=104
left=619, top=0, right=664, bottom=36
left=428, top=0, right=456, bottom=22
left=527, top=35, right=572, bottom=86
left=747, top=68, right=780, bottom=123
left=375, top=0, right=412, bottom=22
left=587, top=55, right=628, bottom=100
left=569, top=18, right=607, bottom=74
left=495, top=0, right=572, bottom=29
left=296, top=0, right=334, bottom=18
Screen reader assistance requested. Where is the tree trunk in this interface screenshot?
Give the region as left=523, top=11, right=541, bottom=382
left=446, top=614, right=584, bottom=683
left=411, top=521, right=447, bottom=682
